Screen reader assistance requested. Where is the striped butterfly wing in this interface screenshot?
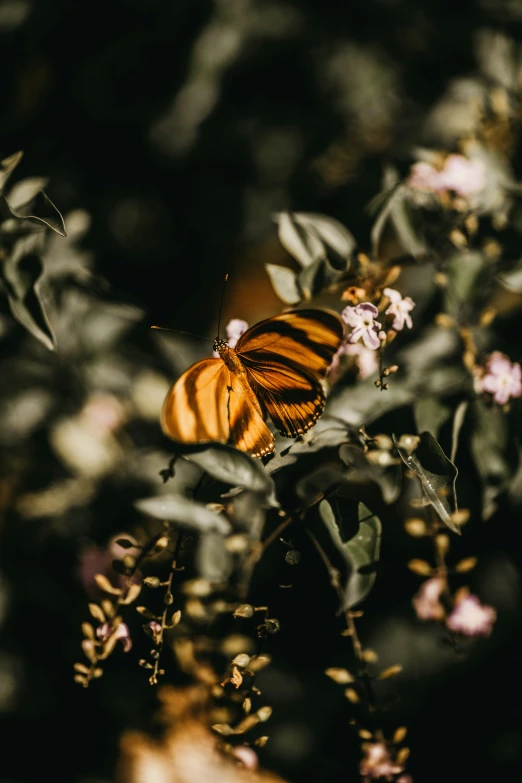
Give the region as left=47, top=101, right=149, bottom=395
left=161, top=357, right=275, bottom=458
left=235, top=309, right=344, bottom=438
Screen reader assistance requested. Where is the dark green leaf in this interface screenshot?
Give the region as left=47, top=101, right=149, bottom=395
left=276, top=211, right=324, bottom=268
left=444, top=252, right=486, bottom=317
left=394, top=432, right=460, bottom=534
left=196, top=532, right=232, bottom=582
left=295, top=463, right=346, bottom=506
left=183, top=444, right=278, bottom=507
left=370, top=172, right=425, bottom=260
left=343, top=503, right=382, bottom=608
left=339, top=444, right=401, bottom=504
left=265, top=263, right=302, bottom=304
left=135, top=493, right=231, bottom=535
left=414, top=396, right=451, bottom=439
left=470, top=400, right=516, bottom=519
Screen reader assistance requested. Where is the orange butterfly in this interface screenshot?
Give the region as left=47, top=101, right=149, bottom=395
left=161, top=309, right=344, bottom=458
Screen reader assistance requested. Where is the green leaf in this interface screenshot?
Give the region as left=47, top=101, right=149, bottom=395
left=470, top=400, right=516, bottom=519
left=444, top=251, right=486, bottom=317
left=183, top=444, right=278, bottom=506
left=276, top=211, right=324, bottom=268
left=196, top=532, right=232, bottom=582
left=1, top=237, right=56, bottom=350
left=339, top=444, right=401, bottom=504
left=265, top=263, right=302, bottom=305
left=298, top=257, right=325, bottom=300
left=295, top=463, right=346, bottom=507
left=343, top=503, right=382, bottom=608
left=414, top=396, right=451, bottom=440
left=275, top=211, right=355, bottom=270
left=370, top=171, right=425, bottom=259
left=135, top=493, right=231, bottom=534
left=394, top=431, right=460, bottom=534
left=315, top=500, right=381, bottom=610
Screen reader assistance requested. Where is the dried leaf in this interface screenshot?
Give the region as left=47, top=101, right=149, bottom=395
left=120, top=583, right=142, bottom=605
left=408, top=559, right=433, bottom=576
left=393, top=727, right=408, bottom=743
left=325, top=667, right=354, bottom=684
left=455, top=557, right=477, bottom=573
left=73, top=663, right=90, bottom=674
left=88, top=604, right=106, bottom=623
left=257, top=706, right=272, bottom=722
left=94, top=574, right=122, bottom=595
left=378, top=665, right=403, bottom=680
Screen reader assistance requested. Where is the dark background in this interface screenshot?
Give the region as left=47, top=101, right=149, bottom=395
left=1, top=1, right=522, bottom=782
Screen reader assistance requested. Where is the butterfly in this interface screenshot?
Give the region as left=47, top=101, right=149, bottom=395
left=161, top=309, right=344, bottom=458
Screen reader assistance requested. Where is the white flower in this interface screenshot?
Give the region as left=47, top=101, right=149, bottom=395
left=383, top=288, right=415, bottom=331
left=342, top=303, right=382, bottom=350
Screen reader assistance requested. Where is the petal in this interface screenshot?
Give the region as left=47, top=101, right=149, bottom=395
left=356, top=302, right=379, bottom=317
left=342, top=306, right=359, bottom=326
left=383, top=287, right=401, bottom=304
left=362, top=329, right=380, bottom=350
left=348, top=326, right=365, bottom=344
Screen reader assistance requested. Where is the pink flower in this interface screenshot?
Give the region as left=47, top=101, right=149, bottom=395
left=438, top=155, right=486, bottom=196
left=96, top=622, right=132, bottom=652
left=213, top=318, right=249, bottom=357
left=408, top=154, right=486, bottom=197
left=446, top=594, right=496, bottom=637
left=412, top=577, right=445, bottom=621
left=360, top=743, right=404, bottom=780
left=342, top=303, right=382, bottom=350
left=383, top=288, right=415, bottom=331
left=475, top=351, right=522, bottom=405
left=80, top=394, right=125, bottom=435
left=328, top=341, right=379, bottom=382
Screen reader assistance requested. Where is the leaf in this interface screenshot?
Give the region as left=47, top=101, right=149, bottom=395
left=275, top=211, right=325, bottom=268
left=451, top=400, right=468, bottom=464
left=496, top=261, right=522, bottom=292
left=135, top=493, right=231, bottom=535
left=295, top=463, right=346, bottom=506
left=470, top=399, right=516, bottom=519
left=120, top=583, right=142, bottom=604
left=1, top=238, right=56, bottom=349
left=370, top=174, right=425, bottom=259
left=343, top=503, right=382, bottom=608
left=339, top=444, right=401, bottom=504
left=183, top=444, right=278, bottom=506
left=88, top=604, right=106, bottom=623
left=414, top=397, right=451, bottom=440
left=94, top=574, right=122, bottom=595
left=275, top=211, right=355, bottom=270
left=394, top=432, right=461, bottom=534
left=196, top=532, right=232, bottom=582
left=297, top=257, right=325, bottom=300
left=8, top=177, right=50, bottom=210
left=265, top=263, right=302, bottom=304
left=444, top=252, right=486, bottom=317
left=1, top=187, right=66, bottom=236
left=0, top=151, right=24, bottom=191
left=325, top=667, right=354, bottom=684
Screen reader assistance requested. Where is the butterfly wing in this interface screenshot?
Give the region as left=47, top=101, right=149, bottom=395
left=161, top=357, right=275, bottom=458
left=235, top=309, right=344, bottom=438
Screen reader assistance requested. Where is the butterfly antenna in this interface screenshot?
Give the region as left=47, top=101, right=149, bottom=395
left=216, top=273, right=229, bottom=339
left=150, top=325, right=213, bottom=342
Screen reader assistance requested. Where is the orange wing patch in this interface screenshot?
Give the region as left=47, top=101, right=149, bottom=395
left=161, top=358, right=274, bottom=458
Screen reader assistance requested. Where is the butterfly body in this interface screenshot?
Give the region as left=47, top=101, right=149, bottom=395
left=161, top=309, right=344, bottom=458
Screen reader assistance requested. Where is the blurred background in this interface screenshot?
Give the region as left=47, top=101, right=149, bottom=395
left=1, top=1, right=522, bottom=781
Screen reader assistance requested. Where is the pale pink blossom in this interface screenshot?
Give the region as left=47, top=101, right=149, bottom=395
left=213, top=318, right=249, bottom=357
left=412, top=577, right=445, bottom=621
left=96, top=622, right=132, bottom=652
left=408, top=154, right=486, bottom=197
left=328, top=341, right=379, bottom=382
left=360, top=743, right=404, bottom=780
left=475, top=351, right=522, bottom=405
left=231, top=745, right=259, bottom=771
left=438, top=155, right=486, bottom=196
left=383, top=288, right=415, bottom=331
left=446, top=594, right=496, bottom=637
left=342, top=303, right=382, bottom=350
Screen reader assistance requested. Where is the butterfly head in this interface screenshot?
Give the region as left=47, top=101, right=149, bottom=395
left=213, top=337, right=228, bottom=355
